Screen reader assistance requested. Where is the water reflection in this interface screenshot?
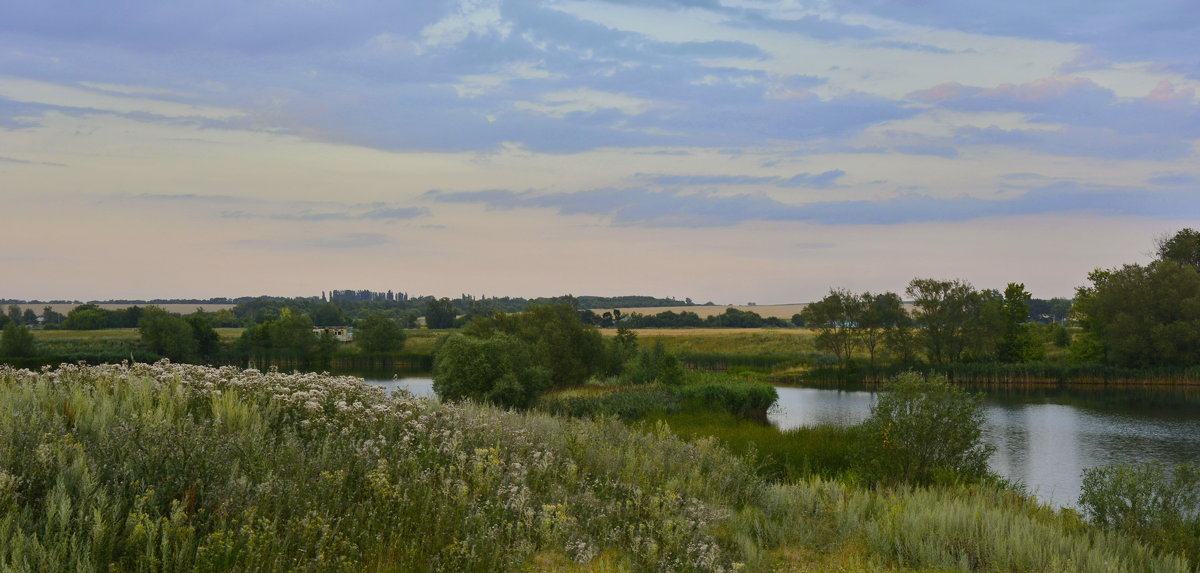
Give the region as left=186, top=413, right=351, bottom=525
left=365, top=377, right=436, bottom=399
left=770, top=386, right=1200, bottom=508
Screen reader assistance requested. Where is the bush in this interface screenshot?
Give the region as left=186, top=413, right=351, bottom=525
left=432, top=333, right=551, bottom=409
left=1079, top=462, right=1200, bottom=563
left=0, top=322, right=36, bottom=358
left=855, top=371, right=994, bottom=485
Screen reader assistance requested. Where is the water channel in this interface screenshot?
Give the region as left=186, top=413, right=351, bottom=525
left=366, top=377, right=1200, bottom=508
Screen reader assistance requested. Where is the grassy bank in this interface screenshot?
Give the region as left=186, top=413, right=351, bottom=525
left=0, top=362, right=1188, bottom=571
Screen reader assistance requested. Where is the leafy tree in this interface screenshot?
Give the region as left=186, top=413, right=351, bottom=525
left=62, top=304, right=112, bottom=330
left=6, top=305, right=20, bottom=325
left=1079, top=462, right=1200, bottom=564
left=1, top=322, right=36, bottom=357
left=425, top=297, right=457, bottom=329
left=995, top=283, right=1043, bottom=362
left=0, top=313, right=9, bottom=329
left=1156, top=227, right=1200, bottom=269
left=269, top=308, right=317, bottom=360
left=706, top=307, right=764, bottom=328
left=1073, top=260, right=1200, bottom=367
left=312, top=302, right=347, bottom=327
left=603, top=324, right=639, bottom=376
left=857, top=291, right=909, bottom=369
left=432, top=333, right=551, bottom=409
left=20, top=308, right=37, bottom=326
left=138, top=307, right=197, bottom=362
left=790, top=313, right=805, bottom=327
left=856, top=371, right=994, bottom=485
left=40, top=306, right=65, bottom=326
left=907, top=278, right=978, bottom=365
left=802, top=289, right=863, bottom=368
left=355, top=313, right=406, bottom=353
left=186, top=314, right=220, bottom=358
left=623, top=340, right=684, bottom=386
left=463, top=303, right=604, bottom=388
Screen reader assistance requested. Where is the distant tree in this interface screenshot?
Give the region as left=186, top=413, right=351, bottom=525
left=623, top=340, right=684, bottom=386
left=6, top=305, right=20, bottom=325
left=1073, top=261, right=1200, bottom=367
left=790, top=313, right=805, bottom=327
left=138, top=307, right=197, bottom=362
left=432, top=333, right=551, bottom=409
left=107, top=306, right=144, bottom=328
left=425, top=297, right=457, bottom=329
left=312, top=302, right=347, bottom=327
left=856, top=372, right=994, bottom=485
left=269, top=308, right=317, bottom=360
left=20, top=308, right=37, bottom=326
left=1, top=322, right=36, bottom=357
left=0, top=313, right=9, bottom=330
left=356, top=313, right=406, bottom=354
left=907, top=278, right=977, bottom=365
left=706, top=307, right=764, bottom=328
left=1156, top=228, right=1200, bottom=269
left=603, top=324, right=640, bottom=376
left=995, top=283, right=1042, bottom=362
left=186, top=314, right=220, bottom=358
left=40, top=306, right=65, bottom=326
left=801, top=289, right=862, bottom=367
left=856, top=291, right=909, bottom=369
left=463, top=303, right=604, bottom=388
left=62, top=304, right=112, bottom=330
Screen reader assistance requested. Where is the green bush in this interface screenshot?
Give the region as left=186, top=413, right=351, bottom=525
left=855, top=371, right=994, bottom=485
left=1080, top=462, right=1200, bottom=564
left=0, top=322, right=36, bottom=357
left=432, top=333, right=550, bottom=409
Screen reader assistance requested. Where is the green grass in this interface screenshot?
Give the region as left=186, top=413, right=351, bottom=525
left=0, top=362, right=1192, bottom=572
left=642, top=411, right=859, bottom=483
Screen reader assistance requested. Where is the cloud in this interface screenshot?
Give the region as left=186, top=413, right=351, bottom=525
left=641, top=169, right=845, bottom=188
left=899, top=77, right=1200, bottom=159
left=222, top=206, right=429, bottom=222
left=1148, top=173, right=1199, bottom=187
left=0, top=155, right=65, bottom=167
left=426, top=182, right=1200, bottom=227
left=951, top=125, right=1193, bottom=160
left=235, top=232, right=393, bottom=250
left=646, top=174, right=778, bottom=186
left=892, top=144, right=959, bottom=158
left=119, top=193, right=430, bottom=222
left=778, top=170, right=845, bottom=188
left=0, top=0, right=912, bottom=154
left=868, top=40, right=967, bottom=55
left=832, top=0, right=1200, bottom=77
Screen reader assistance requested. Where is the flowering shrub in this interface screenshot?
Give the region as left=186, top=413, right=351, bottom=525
left=0, top=361, right=754, bottom=571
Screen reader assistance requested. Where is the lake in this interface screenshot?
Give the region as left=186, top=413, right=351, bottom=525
left=771, top=385, right=1200, bottom=507
left=367, top=377, right=1200, bottom=508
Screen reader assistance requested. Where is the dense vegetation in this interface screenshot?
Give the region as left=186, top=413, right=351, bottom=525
left=0, top=362, right=1191, bottom=572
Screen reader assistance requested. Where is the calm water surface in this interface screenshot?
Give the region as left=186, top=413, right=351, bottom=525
left=368, top=377, right=1200, bottom=508
left=366, top=377, right=436, bottom=398
left=772, top=386, right=1200, bottom=507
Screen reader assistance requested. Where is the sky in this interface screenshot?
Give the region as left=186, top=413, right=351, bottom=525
left=2, top=0, right=1199, bottom=304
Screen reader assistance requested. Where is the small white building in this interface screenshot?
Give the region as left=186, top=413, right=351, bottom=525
left=313, top=326, right=354, bottom=342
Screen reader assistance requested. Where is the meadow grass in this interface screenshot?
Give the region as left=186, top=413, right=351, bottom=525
left=642, top=412, right=859, bottom=483
left=0, top=362, right=1190, bottom=572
